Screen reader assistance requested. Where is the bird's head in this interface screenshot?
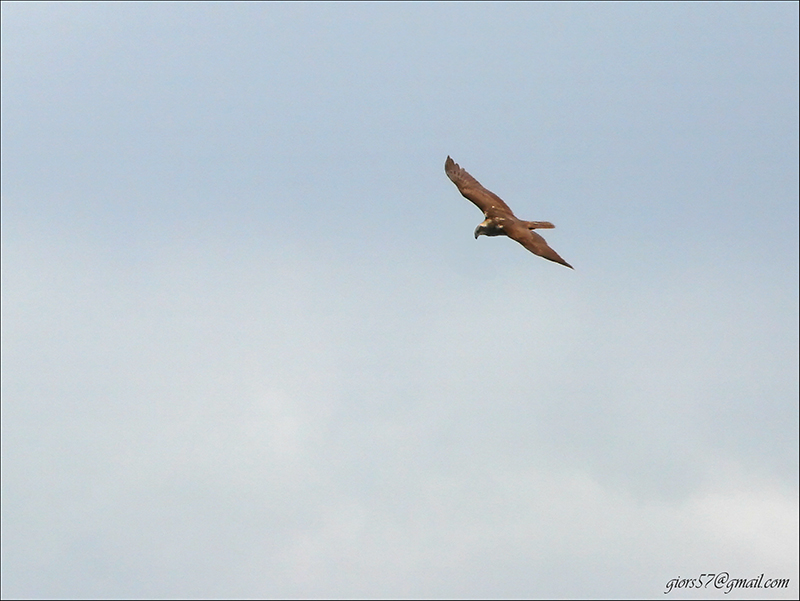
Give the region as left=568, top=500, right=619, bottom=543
left=474, top=219, right=501, bottom=239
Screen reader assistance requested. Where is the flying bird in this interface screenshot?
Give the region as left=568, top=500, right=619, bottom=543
left=444, top=156, right=573, bottom=268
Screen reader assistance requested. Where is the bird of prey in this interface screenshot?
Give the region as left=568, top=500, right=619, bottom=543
left=445, top=156, right=573, bottom=269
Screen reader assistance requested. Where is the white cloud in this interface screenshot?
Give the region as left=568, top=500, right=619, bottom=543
left=2, top=226, right=796, bottom=598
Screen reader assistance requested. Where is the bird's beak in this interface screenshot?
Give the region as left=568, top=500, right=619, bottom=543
left=474, top=226, right=481, bottom=239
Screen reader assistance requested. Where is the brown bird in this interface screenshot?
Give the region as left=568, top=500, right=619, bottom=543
left=445, top=156, right=573, bottom=269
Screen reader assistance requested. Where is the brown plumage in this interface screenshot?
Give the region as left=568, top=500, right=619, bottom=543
left=444, top=156, right=573, bottom=269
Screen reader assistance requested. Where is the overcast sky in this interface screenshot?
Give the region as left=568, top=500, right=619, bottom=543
left=2, top=3, right=798, bottom=599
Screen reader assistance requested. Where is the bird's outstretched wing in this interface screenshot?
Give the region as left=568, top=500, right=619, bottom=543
left=505, top=221, right=574, bottom=269
left=444, top=156, right=514, bottom=217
